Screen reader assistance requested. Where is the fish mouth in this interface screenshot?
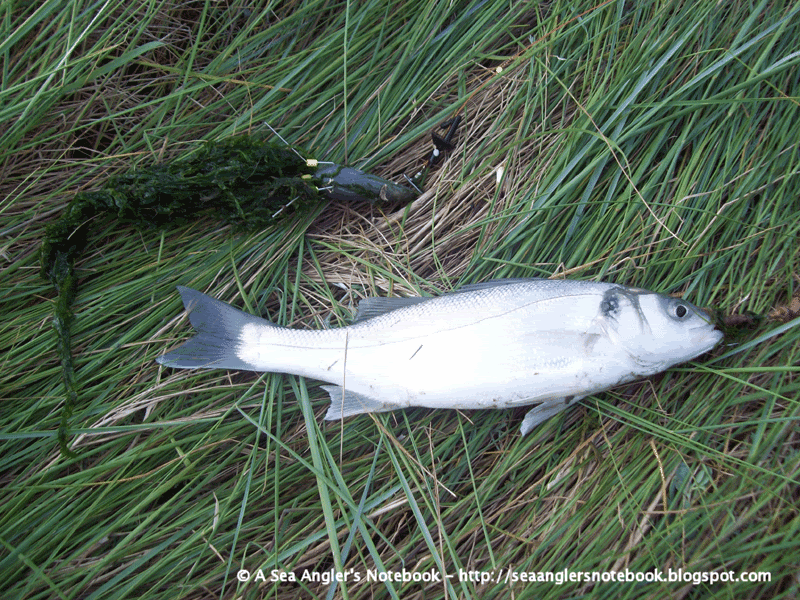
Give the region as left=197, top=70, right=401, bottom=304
left=691, top=327, right=724, bottom=354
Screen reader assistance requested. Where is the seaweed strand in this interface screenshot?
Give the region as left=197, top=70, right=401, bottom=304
left=41, top=137, right=320, bottom=458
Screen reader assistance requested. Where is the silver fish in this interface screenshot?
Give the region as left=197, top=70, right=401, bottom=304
left=156, top=278, right=722, bottom=435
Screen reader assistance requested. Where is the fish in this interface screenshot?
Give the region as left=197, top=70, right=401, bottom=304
left=156, top=278, right=723, bottom=435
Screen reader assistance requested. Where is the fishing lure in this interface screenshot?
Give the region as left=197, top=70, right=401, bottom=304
left=41, top=128, right=452, bottom=457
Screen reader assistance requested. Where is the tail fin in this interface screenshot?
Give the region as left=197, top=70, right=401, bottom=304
left=156, top=286, right=273, bottom=370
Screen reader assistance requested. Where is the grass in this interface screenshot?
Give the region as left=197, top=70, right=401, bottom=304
left=2, top=0, right=800, bottom=598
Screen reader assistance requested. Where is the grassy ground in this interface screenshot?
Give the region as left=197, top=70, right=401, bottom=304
left=2, top=1, right=799, bottom=599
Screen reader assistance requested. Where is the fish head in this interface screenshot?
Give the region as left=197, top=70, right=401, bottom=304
left=599, top=287, right=723, bottom=373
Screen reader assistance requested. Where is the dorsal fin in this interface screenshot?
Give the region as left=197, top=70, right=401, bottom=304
left=352, top=279, right=546, bottom=323
left=450, top=277, right=547, bottom=294
left=353, top=296, right=431, bottom=323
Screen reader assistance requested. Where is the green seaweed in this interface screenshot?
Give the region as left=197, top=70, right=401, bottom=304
left=41, top=136, right=321, bottom=458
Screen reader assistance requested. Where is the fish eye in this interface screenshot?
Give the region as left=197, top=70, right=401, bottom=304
left=674, top=303, right=688, bottom=319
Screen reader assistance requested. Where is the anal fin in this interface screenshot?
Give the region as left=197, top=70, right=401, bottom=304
left=321, top=386, right=400, bottom=420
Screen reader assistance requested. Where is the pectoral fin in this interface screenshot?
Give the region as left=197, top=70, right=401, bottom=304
left=520, top=395, right=584, bottom=435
